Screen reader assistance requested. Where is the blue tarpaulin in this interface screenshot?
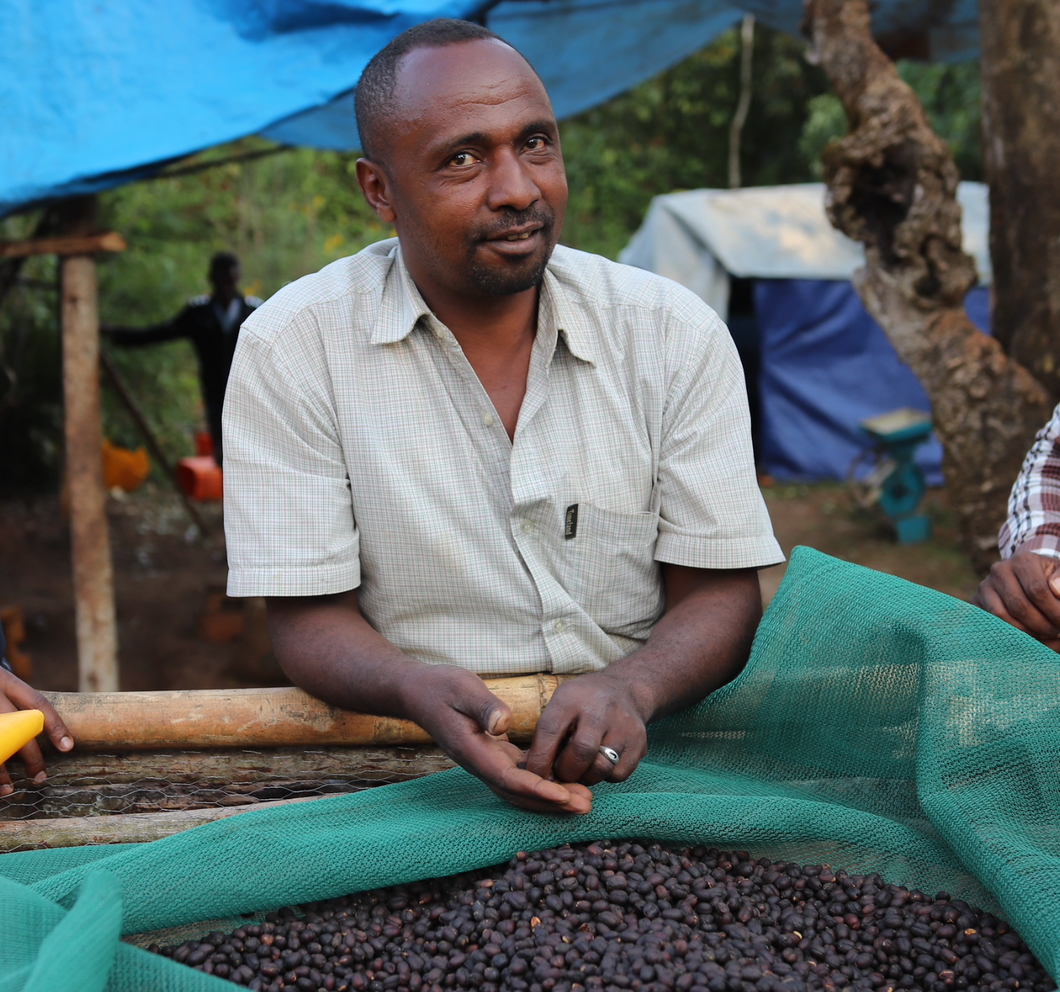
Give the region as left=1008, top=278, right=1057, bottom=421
left=2, top=0, right=980, bottom=216
left=756, top=280, right=991, bottom=485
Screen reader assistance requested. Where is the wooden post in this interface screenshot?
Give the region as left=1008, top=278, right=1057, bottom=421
left=60, top=196, right=119, bottom=691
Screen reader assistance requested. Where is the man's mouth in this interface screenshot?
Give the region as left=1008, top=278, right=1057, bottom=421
left=479, top=218, right=549, bottom=246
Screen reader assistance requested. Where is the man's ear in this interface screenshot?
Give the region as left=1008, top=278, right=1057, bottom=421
left=356, top=158, right=397, bottom=225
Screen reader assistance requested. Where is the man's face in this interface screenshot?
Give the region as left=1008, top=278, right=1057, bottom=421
left=358, top=39, right=567, bottom=304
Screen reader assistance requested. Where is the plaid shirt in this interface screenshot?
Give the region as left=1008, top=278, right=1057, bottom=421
left=224, top=240, right=782, bottom=676
left=1000, top=402, right=1060, bottom=560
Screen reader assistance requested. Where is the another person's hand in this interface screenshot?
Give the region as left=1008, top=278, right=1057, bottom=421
left=972, top=550, right=1060, bottom=650
left=403, top=665, right=592, bottom=815
left=0, top=669, right=74, bottom=796
left=524, top=670, right=647, bottom=788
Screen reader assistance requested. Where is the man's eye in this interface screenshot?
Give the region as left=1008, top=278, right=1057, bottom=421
left=526, top=136, right=549, bottom=150
left=449, top=152, right=475, bottom=166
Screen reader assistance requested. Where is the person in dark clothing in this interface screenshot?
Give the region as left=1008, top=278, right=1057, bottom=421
left=103, top=252, right=262, bottom=465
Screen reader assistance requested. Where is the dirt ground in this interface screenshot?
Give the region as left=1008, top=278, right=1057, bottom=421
left=0, top=482, right=982, bottom=694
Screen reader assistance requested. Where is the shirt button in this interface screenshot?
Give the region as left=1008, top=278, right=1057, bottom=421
left=521, top=520, right=534, bottom=534
left=481, top=411, right=495, bottom=427
left=553, top=618, right=568, bottom=633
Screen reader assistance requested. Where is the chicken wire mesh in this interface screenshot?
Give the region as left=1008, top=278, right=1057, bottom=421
left=0, top=745, right=453, bottom=853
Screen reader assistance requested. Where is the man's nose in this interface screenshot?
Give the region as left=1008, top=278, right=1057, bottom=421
left=486, top=149, right=540, bottom=212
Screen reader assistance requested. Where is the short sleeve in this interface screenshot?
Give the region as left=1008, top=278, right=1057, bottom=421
left=223, top=315, right=361, bottom=597
left=999, top=401, right=1060, bottom=560
left=653, top=306, right=784, bottom=570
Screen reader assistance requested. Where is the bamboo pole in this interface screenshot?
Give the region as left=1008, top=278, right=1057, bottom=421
left=41, top=675, right=569, bottom=750
left=60, top=196, right=119, bottom=692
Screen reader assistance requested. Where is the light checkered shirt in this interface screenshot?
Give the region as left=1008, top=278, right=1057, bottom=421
left=1000, top=401, right=1060, bottom=561
left=224, top=240, right=783, bottom=676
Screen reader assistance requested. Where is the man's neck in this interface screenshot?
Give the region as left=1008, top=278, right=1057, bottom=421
left=416, top=282, right=540, bottom=442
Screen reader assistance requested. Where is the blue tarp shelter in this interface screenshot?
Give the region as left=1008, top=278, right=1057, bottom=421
left=2, top=0, right=980, bottom=217
left=619, top=183, right=991, bottom=485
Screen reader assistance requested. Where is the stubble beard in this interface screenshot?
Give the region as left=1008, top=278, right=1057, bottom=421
left=465, top=209, right=556, bottom=297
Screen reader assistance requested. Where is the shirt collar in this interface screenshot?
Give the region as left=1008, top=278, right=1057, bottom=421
left=370, top=241, right=596, bottom=366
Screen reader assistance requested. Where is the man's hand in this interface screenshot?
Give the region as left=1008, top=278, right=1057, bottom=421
left=524, top=670, right=647, bottom=787
left=267, top=592, right=590, bottom=815
left=972, top=550, right=1060, bottom=650
left=0, top=669, right=73, bottom=796
left=526, top=564, right=762, bottom=790
left=402, top=665, right=591, bottom=814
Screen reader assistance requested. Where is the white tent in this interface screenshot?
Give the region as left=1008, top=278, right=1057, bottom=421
left=619, top=182, right=990, bottom=319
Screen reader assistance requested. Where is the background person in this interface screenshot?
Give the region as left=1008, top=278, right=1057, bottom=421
left=223, top=20, right=784, bottom=816
left=973, top=403, right=1060, bottom=649
left=103, top=252, right=261, bottom=465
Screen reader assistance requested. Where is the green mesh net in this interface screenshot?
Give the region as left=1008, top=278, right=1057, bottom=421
left=4, top=546, right=1060, bottom=991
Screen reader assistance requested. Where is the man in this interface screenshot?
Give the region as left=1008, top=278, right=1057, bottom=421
left=973, top=404, right=1060, bottom=650
left=104, top=252, right=262, bottom=465
left=224, top=20, right=784, bottom=815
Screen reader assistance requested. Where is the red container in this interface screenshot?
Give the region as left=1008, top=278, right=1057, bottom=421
left=176, top=456, right=223, bottom=501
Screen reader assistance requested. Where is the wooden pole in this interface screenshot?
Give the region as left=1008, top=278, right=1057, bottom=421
left=40, top=676, right=568, bottom=750
left=0, top=795, right=326, bottom=851
left=0, top=230, right=126, bottom=260
left=60, top=196, right=119, bottom=692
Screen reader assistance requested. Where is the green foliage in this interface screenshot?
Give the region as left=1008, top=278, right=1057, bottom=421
left=796, top=61, right=982, bottom=184
left=897, top=60, right=982, bottom=182
left=559, top=24, right=834, bottom=258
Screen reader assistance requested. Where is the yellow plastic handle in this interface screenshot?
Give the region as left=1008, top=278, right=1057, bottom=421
left=0, top=709, right=45, bottom=765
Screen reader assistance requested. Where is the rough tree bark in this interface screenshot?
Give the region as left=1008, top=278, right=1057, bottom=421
left=802, top=0, right=1052, bottom=573
left=979, top=0, right=1060, bottom=398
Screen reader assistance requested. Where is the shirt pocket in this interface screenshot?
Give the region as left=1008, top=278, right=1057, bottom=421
left=564, top=503, right=664, bottom=640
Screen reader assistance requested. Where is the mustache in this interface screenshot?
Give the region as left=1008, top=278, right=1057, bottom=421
left=474, top=207, right=553, bottom=241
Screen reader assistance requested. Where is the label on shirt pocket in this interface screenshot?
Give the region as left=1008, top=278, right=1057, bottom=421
left=561, top=503, right=663, bottom=639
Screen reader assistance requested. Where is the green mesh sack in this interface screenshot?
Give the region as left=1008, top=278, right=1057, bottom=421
left=4, top=546, right=1060, bottom=991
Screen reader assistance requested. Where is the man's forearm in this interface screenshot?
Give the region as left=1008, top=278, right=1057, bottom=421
left=266, top=591, right=425, bottom=718
left=597, top=564, right=762, bottom=723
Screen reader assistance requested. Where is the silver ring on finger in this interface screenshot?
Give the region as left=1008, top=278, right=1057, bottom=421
left=598, top=745, right=620, bottom=766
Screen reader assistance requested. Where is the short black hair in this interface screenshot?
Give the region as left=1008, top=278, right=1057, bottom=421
left=209, top=252, right=239, bottom=280
left=355, top=19, right=515, bottom=163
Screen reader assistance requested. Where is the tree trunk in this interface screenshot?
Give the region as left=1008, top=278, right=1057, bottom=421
left=801, top=0, right=1052, bottom=573
left=979, top=0, right=1060, bottom=397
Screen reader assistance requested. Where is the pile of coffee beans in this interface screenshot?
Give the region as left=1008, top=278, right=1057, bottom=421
left=151, top=840, right=1055, bottom=992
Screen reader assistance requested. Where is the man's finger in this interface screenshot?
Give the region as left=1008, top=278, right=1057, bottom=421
left=1011, top=555, right=1060, bottom=632
left=973, top=582, right=1030, bottom=633
left=17, top=739, right=47, bottom=783
left=465, top=738, right=591, bottom=814
left=523, top=706, right=576, bottom=781
left=553, top=726, right=608, bottom=784
left=447, top=678, right=512, bottom=737
left=496, top=764, right=591, bottom=814
left=0, top=763, right=12, bottom=797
